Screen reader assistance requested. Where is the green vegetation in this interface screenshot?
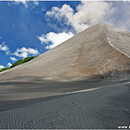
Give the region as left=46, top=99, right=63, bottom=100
left=0, top=67, right=10, bottom=72
left=0, top=56, right=37, bottom=72
left=10, top=56, right=37, bottom=68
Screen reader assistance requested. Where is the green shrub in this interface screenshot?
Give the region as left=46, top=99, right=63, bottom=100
left=0, top=56, right=37, bottom=72
left=0, top=67, right=10, bottom=72
left=10, top=56, right=37, bottom=68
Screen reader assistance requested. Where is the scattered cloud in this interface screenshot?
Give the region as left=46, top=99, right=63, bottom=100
left=0, top=65, right=4, bottom=69
left=13, top=0, right=28, bottom=7
left=0, top=42, right=10, bottom=55
left=10, top=57, right=17, bottom=61
left=7, top=62, right=12, bottom=67
left=0, top=42, right=8, bottom=51
left=11, top=0, right=39, bottom=8
left=41, top=8, right=46, bottom=12
left=33, top=1, right=39, bottom=6
left=38, top=32, right=74, bottom=49
left=12, top=47, right=39, bottom=58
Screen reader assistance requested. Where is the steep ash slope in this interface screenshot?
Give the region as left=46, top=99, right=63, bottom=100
left=0, top=24, right=130, bottom=80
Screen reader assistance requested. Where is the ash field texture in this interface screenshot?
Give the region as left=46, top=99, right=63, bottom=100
left=0, top=75, right=130, bottom=129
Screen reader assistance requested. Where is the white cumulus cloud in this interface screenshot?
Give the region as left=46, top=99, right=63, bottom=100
left=12, top=0, right=39, bottom=8
left=14, top=0, right=28, bottom=7
left=12, top=47, right=39, bottom=58
left=0, top=42, right=10, bottom=55
left=0, top=65, right=4, bottom=69
left=10, top=57, right=17, bottom=61
left=7, top=62, right=12, bottom=67
left=33, top=1, right=39, bottom=6
left=46, top=2, right=114, bottom=32
left=46, top=1, right=130, bottom=32
left=38, top=32, right=74, bottom=49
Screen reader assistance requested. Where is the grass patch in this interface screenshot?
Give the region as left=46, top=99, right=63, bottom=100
left=0, top=56, right=37, bottom=73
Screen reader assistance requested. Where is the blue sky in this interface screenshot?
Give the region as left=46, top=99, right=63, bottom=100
left=0, top=1, right=130, bottom=69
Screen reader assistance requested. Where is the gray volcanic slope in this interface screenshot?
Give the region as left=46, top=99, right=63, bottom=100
left=0, top=24, right=130, bottom=80
left=0, top=24, right=130, bottom=129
